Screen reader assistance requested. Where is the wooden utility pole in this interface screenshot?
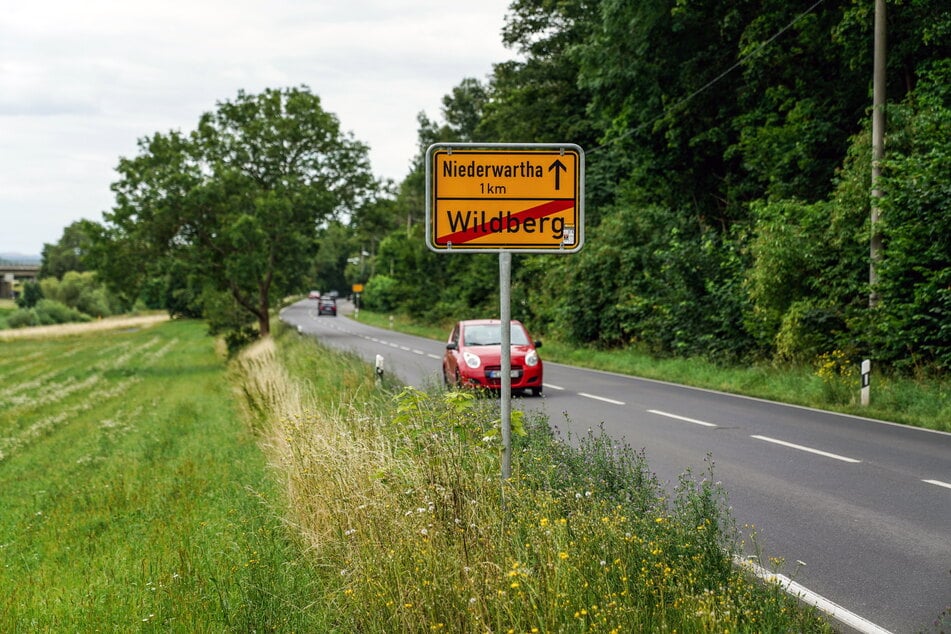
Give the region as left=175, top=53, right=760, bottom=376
left=869, top=0, right=886, bottom=307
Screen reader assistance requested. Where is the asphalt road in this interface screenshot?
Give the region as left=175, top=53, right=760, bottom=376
left=281, top=300, right=951, bottom=634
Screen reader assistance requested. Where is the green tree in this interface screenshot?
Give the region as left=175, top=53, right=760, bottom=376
left=99, top=87, right=377, bottom=337
left=40, top=220, right=99, bottom=279
left=40, top=271, right=117, bottom=318
left=874, top=60, right=951, bottom=372
left=16, top=281, right=43, bottom=309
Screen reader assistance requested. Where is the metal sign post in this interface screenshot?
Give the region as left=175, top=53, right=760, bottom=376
left=499, top=252, right=512, bottom=480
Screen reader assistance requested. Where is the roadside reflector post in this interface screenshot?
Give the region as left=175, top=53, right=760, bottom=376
left=861, top=359, right=871, bottom=406
left=375, top=354, right=385, bottom=387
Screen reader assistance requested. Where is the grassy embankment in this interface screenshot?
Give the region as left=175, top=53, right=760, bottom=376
left=0, top=318, right=330, bottom=630
left=0, top=316, right=834, bottom=631
left=0, top=298, right=15, bottom=329
left=351, top=309, right=950, bottom=433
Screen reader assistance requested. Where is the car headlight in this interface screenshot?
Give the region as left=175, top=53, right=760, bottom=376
left=525, top=349, right=539, bottom=367
left=463, top=351, right=482, bottom=369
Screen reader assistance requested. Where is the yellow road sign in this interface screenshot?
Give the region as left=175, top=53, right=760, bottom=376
left=425, top=143, right=584, bottom=253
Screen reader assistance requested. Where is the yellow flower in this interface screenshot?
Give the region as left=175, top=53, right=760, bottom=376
left=559, top=552, right=569, bottom=560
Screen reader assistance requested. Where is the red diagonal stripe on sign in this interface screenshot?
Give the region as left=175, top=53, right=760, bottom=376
left=439, top=199, right=575, bottom=245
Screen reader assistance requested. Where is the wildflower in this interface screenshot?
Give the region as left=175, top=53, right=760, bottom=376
left=559, top=552, right=569, bottom=560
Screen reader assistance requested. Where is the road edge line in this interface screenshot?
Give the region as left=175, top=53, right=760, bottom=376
left=734, top=556, right=894, bottom=634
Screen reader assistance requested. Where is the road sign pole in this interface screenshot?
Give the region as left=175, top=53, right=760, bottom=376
left=500, top=251, right=512, bottom=481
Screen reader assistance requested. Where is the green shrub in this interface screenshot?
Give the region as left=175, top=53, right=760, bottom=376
left=6, top=308, right=39, bottom=328
left=35, top=299, right=91, bottom=325
left=224, top=325, right=258, bottom=354
left=6, top=300, right=90, bottom=328
left=362, top=274, right=400, bottom=312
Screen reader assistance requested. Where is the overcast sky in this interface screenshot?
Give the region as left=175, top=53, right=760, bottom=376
left=0, top=0, right=514, bottom=256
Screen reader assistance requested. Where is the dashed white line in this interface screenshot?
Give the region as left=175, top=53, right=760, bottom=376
left=578, top=392, right=625, bottom=405
left=427, top=354, right=441, bottom=360
left=412, top=349, right=425, bottom=355
left=543, top=383, right=565, bottom=391
left=750, top=435, right=861, bottom=463
left=648, top=409, right=718, bottom=428
left=923, top=479, right=951, bottom=490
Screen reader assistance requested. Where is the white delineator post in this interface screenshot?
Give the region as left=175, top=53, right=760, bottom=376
left=861, top=359, right=871, bottom=406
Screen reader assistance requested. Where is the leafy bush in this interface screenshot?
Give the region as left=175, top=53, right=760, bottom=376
left=873, top=61, right=951, bottom=373
left=361, top=274, right=401, bottom=312
left=223, top=325, right=259, bottom=354
left=7, top=299, right=91, bottom=328
left=39, top=271, right=118, bottom=317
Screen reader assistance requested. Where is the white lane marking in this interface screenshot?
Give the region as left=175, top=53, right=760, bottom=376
left=648, top=409, right=718, bottom=428
left=543, top=383, right=565, bottom=391
left=412, top=349, right=425, bottom=355
left=399, top=346, right=411, bottom=351
left=735, top=557, right=894, bottom=634
left=427, top=354, right=441, bottom=360
left=578, top=392, right=625, bottom=405
left=750, top=435, right=861, bottom=463
left=388, top=342, right=400, bottom=348
left=923, top=479, right=951, bottom=490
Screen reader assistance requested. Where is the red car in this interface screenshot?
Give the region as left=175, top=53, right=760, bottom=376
left=443, top=319, right=543, bottom=396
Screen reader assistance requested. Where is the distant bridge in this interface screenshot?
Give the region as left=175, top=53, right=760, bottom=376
left=0, top=263, right=40, bottom=300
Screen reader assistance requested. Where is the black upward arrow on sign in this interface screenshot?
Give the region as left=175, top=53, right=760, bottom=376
left=548, top=159, right=567, bottom=191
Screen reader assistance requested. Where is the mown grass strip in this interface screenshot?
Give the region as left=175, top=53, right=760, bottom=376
left=0, top=319, right=330, bottom=631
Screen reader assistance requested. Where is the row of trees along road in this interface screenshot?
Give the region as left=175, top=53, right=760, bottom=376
left=64, top=1, right=947, bottom=374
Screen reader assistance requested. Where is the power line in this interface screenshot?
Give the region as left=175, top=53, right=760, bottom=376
left=588, top=0, right=827, bottom=156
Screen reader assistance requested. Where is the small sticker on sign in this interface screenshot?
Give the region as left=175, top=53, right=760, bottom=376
left=562, top=227, right=575, bottom=245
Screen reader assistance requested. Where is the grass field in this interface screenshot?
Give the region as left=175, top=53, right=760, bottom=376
left=0, top=319, right=327, bottom=630
left=1, top=317, right=834, bottom=631
left=0, top=298, right=15, bottom=329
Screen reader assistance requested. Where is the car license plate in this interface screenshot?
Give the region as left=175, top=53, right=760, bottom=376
left=487, top=370, right=521, bottom=379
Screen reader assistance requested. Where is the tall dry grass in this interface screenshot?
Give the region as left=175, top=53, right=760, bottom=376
left=0, top=312, right=169, bottom=340
left=231, top=325, right=834, bottom=632
left=231, top=334, right=411, bottom=556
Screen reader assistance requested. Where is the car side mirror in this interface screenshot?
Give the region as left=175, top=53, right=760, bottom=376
left=446, top=342, right=458, bottom=350
left=534, top=340, right=542, bottom=348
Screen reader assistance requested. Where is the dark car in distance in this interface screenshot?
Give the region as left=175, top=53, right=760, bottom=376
left=442, top=319, right=543, bottom=396
left=317, top=297, right=337, bottom=316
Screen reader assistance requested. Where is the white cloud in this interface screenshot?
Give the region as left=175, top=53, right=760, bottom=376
left=0, top=0, right=513, bottom=254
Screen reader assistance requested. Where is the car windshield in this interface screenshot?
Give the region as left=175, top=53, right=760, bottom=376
left=463, top=324, right=530, bottom=346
